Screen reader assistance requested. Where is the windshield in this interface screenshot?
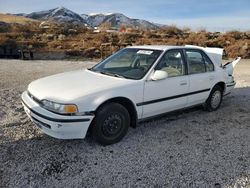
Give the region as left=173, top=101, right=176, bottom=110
left=90, top=48, right=163, bottom=80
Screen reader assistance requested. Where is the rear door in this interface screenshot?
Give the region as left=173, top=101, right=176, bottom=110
left=184, top=49, right=216, bottom=106
left=142, top=49, right=189, bottom=118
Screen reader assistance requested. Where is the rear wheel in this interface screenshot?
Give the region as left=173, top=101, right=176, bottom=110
left=92, top=102, right=130, bottom=145
left=205, top=85, right=223, bottom=111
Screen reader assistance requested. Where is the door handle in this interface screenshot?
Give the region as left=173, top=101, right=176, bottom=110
left=180, top=81, right=187, bottom=86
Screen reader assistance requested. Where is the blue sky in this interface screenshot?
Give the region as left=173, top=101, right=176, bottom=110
left=0, top=0, right=249, bottom=31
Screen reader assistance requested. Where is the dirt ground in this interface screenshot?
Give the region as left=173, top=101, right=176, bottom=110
left=0, top=59, right=250, bottom=187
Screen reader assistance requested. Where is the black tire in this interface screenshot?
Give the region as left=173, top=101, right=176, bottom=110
left=92, top=102, right=130, bottom=145
left=205, top=85, right=223, bottom=112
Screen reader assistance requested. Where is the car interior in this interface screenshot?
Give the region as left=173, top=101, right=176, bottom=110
left=186, top=51, right=206, bottom=74
left=156, top=51, right=184, bottom=77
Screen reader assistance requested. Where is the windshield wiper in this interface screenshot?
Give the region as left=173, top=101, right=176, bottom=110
left=113, top=74, right=125, bottom=78
left=91, top=69, right=132, bottom=79
left=99, top=71, right=113, bottom=76
left=99, top=71, right=127, bottom=79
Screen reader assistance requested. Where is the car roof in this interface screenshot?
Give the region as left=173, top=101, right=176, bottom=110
left=127, top=45, right=183, bottom=51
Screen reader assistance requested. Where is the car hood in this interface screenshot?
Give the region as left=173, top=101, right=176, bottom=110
left=28, top=69, right=133, bottom=102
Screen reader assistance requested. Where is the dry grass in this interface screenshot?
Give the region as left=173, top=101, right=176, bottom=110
left=0, top=14, right=39, bottom=24
left=0, top=20, right=249, bottom=59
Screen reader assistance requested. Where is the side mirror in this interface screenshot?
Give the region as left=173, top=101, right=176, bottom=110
left=151, top=70, right=168, bottom=81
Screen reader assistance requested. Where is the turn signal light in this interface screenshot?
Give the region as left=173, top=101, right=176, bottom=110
left=64, top=105, right=78, bottom=113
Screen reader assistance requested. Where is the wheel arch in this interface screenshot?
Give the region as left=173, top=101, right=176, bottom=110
left=204, top=82, right=225, bottom=111
left=205, top=81, right=225, bottom=103
left=213, top=81, right=226, bottom=94
left=93, top=97, right=138, bottom=128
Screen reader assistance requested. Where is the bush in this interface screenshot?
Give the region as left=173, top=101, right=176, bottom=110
left=0, top=21, right=249, bottom=59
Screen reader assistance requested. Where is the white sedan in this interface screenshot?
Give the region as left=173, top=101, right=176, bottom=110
left=22, top=45, right=240, bottom=145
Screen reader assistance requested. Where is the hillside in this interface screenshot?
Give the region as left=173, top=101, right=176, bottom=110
left=0, top=13, right=39, bottom=24
left=87, top=13, right=158, bottom=29
left=0, top=10, right=249, bottom=60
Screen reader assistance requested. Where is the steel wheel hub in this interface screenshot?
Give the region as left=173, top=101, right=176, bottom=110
left=211, top=90, right=221, bottom=109
left=102, top=113, right=122, bottom=136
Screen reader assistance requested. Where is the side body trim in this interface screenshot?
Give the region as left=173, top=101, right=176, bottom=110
left=136, top=88, right=210, bottom=106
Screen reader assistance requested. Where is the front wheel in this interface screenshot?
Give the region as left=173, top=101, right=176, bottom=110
left=92, top=102, right=130, bottom=145
left=205, top=85, right=223, bottom=111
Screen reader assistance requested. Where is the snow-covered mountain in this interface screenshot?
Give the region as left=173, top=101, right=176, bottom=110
left=18, top=7, right=161, bottom=29
left=86, top=13, right=158, bottom=29
left=26, top=7, right=87, bottom=25
left=86, top=13, right=107, bottom=27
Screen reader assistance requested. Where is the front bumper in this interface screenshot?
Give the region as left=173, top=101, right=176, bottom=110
left=21, top=91, right=94, bottom=139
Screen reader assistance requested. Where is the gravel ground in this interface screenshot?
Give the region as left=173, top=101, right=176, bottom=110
left=0, top=59, right=250, bottom=188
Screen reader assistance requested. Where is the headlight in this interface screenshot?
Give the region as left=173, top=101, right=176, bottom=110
left=41, top=100, right=78, bottom=114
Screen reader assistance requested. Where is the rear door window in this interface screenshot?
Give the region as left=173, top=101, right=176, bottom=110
left=203, top=54, right=214, bottom=72
left=185, top=50, right=206, bottom=74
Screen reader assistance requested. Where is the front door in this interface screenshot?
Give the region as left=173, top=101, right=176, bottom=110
left=141, top=49, right=189, bottom=118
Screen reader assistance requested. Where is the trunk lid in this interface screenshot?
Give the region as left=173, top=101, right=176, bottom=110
left=223, top=57, right=241, bottom=76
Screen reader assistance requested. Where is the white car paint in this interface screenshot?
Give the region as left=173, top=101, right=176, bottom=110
left=27, top=69, right=144, bottom=113
left=21, top=45, right=239, bottom=139
left=143, top=75, right=189, bottom=118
